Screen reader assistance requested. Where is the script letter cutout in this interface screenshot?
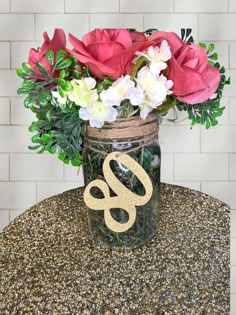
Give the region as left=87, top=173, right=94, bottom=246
left=84, top=152, right=153, bottom=233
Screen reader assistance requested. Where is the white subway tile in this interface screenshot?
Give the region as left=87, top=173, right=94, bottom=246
left=199, top=14, right=236, bottom=41
left=232, top=238, right=236, bottom=265
left=0, top=98, right=10, bottom=124
left=175, top=154, right=228, bottom=181
left=0, top=42, right=10, bottom=69
left=9, top=209, right=26, bottom=222
left=174, top=0, right=227, bottom=12
left=120, top=0, right=173, bottom=13
left=0, top=126, right=32, bottom=153
left=37, top=182, right=80, bottom=202
left=229, top=98, right=236, bottom=125
left=0, top=70, right=22, bottom=97
left=90, top=14, right=143, bottom=30
left=230, top=43, right=236, bottom=69
left=64, top=164, right=84, bottom=185
left=201, top=182, right=236, bottom=209
left=11, top=41, right=42, bottom=69
left=231, top=211, right=236, bottom=238
left=0, top=0, right=9, bottom=13
left=10, top=154, right=63, bottom=181
left=144, top=14, right=198, bottom=39
left=0, top=182, right=36, bottom=209
left=0, top=210, right=9, bottom=231
left=161, top=153, right=173, bottom=182
left=66, top=0, right=119, bottom=13
left=229, top=0, right=236, bottom=12
left=159, top=126, right=200, bottom=153
left=201, top=126, right=236, bottom=153
left=232, top=267, right=236, bottom=293
left=0, top=14, right=34, bottom=41
left=0, top=154, right=9, bottom=181
left=11, top=98, right=35, bottom=125
left=35, top=14, right=89, bottom=41
left=173, top=181, right=201, bottom=191
left=11, top=0, right=64, bottom=13
left=229, top=154, right=236, bottom=180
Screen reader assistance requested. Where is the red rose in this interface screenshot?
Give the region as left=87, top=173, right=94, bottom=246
left=148, top=31, right=220, bottom=104
left=68, top=28, right=150, bottom=80
left=28, top=29, right=66, bottom=77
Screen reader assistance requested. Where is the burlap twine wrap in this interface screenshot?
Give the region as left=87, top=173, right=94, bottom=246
left=84, top=114, right=159, bottom=155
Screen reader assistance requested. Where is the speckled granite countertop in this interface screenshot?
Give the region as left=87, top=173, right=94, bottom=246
left=0, top=184, right=230, bottom=314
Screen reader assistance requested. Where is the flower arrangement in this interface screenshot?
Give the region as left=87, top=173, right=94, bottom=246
left=17, top=28, right=229, bottom=166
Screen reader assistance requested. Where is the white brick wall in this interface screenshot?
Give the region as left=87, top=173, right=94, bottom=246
left=0, top=1, right=235, bottom=311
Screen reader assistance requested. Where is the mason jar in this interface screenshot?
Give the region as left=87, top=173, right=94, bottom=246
left=83, top=114, right=161, bottom=249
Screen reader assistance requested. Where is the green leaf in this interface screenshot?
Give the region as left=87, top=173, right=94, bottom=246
left=46, top=108, right=53, bottom=121
left=16, top=68, right=28, bottom=79
left=186, top=28, right=192, bottom=37
left=31, top=134, right=42, bottom=143
left=208, top=53, right=218, bottom=60
left=199, top=42, right=206, bottom=49
left=58, top=151, right=66, bottom=161
left=22, top=62, right=34, bottom=73
left=71, top=69, right=81, bottom=79
left=38, top=89, right=51, bottom=106
left=41, top=134, right=52, bottom=143
left=56, top=50, right=67, bottom=64
left=28, top=121, right=38, bottom=132
left=45, top=50, right=54, bottom=65
left=207, top=43, right=215, bottom=54
left=36, top=61, right=48, bottom=77
left=59, top=69, right=66, bottom=78
left=24, top=94, right=34, bottom=108
left=17, top=87, right=30, bottom=95
left=22, top=80, right=34, bottom=91
left=28, top=144, right=41, bottom=150
left=48, top=145, right=57, bottom=154
left=56, top=58, right=72, bottom=70
left=55, top=78, right=72, bottom=91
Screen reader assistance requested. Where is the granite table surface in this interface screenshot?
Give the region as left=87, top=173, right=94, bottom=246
left=0, top=183, right=230, bottom=315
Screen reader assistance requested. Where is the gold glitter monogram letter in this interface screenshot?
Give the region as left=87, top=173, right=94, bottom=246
left=84, top=152, right=153, bottom=233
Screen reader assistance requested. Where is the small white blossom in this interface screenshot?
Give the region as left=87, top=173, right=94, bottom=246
left=135, top=66, right=173, bottom=119
left=68, top=77, right=98, bottom=107
left=135, top=40, right=171, bottom=75
left=100, top=75, right=143, bottom=107
left=79, top=100, right=118, bottom=128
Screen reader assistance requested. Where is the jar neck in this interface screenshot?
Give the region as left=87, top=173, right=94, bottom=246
left=85, top=114, right=159, bottom=141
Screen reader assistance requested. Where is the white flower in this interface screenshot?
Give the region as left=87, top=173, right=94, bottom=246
left=135, top=66, right=174, bottom=119
left=51, top=88, right=67, bottom=109
left=68, top=77, right=98, bottom=107
left=79, top=100, right=118, bottom=128
left=135, top=40, right=171, bottom=75
left=100, top=75, right=143, bottom=106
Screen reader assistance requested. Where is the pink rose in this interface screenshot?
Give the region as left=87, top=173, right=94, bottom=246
left=68, top=28, right=150, bottom=80
left=28, top=28, right=66, bottom=77
left=148, top=31, right=220, bottom=104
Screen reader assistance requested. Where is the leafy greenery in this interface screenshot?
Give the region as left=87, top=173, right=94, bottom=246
left=17, top=49, right=85, bottom=166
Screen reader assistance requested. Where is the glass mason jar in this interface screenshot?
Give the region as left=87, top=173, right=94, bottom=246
left=83, top=114, right=161, bottom=249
